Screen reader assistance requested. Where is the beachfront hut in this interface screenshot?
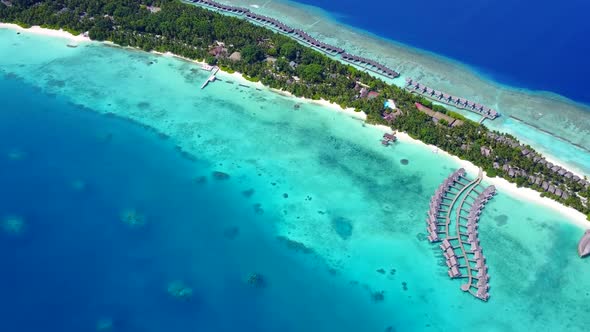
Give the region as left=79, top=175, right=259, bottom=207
left=558, top=169, right=566, bottom=176
left=367, top=91, right=380, bottom=99
left=229, top=52, right=241, bottom=62
left=565, top=172, right=573, bottom=179
left=555, top=188, right=563, bottom=197
left=480, top=146, right=491, bottom=157
left=542, top=181, right=549, bottom=190
left=548, top=185, right=556, bottom=194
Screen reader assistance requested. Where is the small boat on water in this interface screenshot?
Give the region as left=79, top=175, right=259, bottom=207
left=381, top=132, right=397, bottom=146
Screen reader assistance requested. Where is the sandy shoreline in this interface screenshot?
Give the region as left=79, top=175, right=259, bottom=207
left=3, top=23, right=588, bottom=228
left=372, top=125, right=589, bottom=228
left=0, top=23, right=90, bottom=42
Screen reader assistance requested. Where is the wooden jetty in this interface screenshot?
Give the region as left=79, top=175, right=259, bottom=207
left=578, top=230, right=590, bottom=258
left=201, top=66, right=219, bottom=89
left=427, top=168, right=495, bottom=301
left=405, top=78, right=499, bottom=120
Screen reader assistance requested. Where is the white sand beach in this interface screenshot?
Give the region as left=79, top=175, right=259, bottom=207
left=0, top=23, right=90, bottom=42
left=3, top=22, right=587, bottom=229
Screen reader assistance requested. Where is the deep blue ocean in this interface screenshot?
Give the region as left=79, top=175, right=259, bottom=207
left=291, top=0, right=590, bottom=104
left=0, top=76, right=387, bottom=331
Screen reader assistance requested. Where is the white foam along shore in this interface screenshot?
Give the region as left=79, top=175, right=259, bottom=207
left=0, top=23, right=90, bottom=42
left=3, top=23, right=588, bottom=229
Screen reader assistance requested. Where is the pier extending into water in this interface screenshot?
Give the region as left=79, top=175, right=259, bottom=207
left=406, top=78, right=499, bottom=120
left=427, top=168, right=496, bottom=301
left=189, top=0, right=400, bottom=79
left=201, top=66, right=219, bottom=89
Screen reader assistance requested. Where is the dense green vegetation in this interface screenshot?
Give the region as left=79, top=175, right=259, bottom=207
left=1, top=0, right=589, bottom=219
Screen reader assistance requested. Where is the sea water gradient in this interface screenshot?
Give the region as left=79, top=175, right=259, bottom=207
left=289, top=0, right=590, bottom=104
left=218, top=0, right=590, bottom=176
left=1, top=29, right=590, bottom=331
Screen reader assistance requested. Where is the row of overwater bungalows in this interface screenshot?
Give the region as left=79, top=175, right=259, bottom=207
left=427, top=169, right=494, bottom=301
left=427, top=168, right=465, bottom=242
left=406, top=78, right=499, bottom=120
left=342, top=53, right=399, bottom=78
left=190, top=0, right=399, bottom=78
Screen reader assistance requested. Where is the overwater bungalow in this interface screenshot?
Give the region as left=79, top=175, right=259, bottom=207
left=476, top=287, right=490, bottom=301
left=476, top=277, right=489, bottom=287
left=440, top=239, right=452, bottom=251
left=474, top=258, right=486, bottom=270
left=444, top=248, right=457, bottom=261
left=448, top=266, right=461, bottom=278
left=446, top=256, right=459, bottom=268
left=476, top=278, right=489, bottom=289
left=473, top=250, right=483, bottom=261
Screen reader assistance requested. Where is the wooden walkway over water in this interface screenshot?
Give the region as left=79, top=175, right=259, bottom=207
left=427, top=168, right=495, bottom=301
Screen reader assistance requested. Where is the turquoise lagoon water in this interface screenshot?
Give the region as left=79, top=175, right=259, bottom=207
left=216, top=0, right=590, bottom=176
left=1, top=29, right=590, bottom=331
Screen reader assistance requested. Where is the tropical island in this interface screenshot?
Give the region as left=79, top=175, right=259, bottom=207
left=1, top=0, right=589, bottom=219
